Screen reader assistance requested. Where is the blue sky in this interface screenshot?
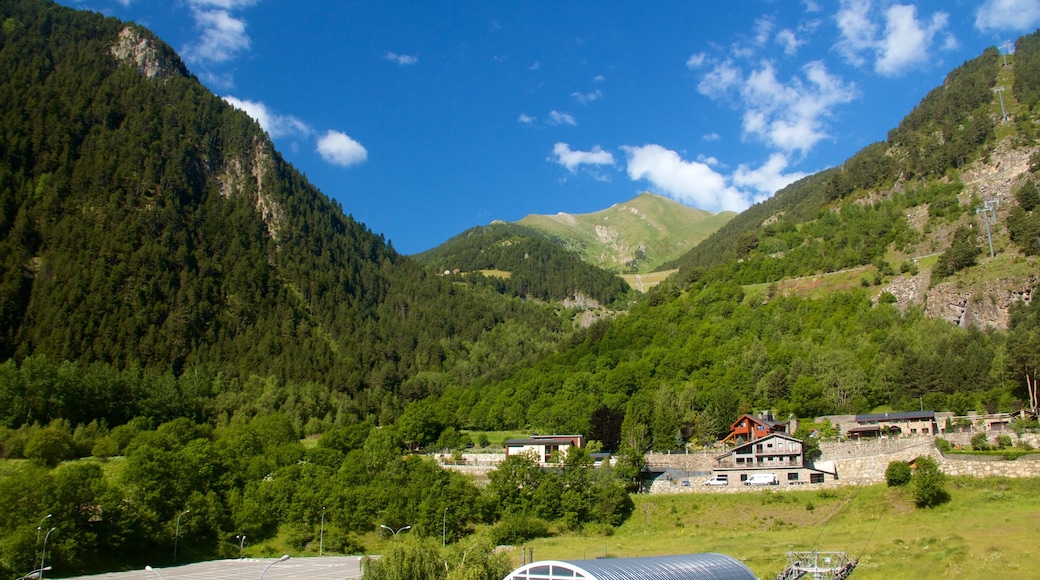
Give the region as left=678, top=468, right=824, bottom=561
left=63, top=0, right=1040, bottom=254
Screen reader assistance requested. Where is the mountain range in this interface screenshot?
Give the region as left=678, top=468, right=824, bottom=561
left=0, top=0, right=1038, bottom=444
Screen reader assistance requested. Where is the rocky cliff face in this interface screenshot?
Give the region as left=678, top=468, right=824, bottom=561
left=880, top=143, right=1037, bottom=330
left=110, top=26, right=185, bottom=81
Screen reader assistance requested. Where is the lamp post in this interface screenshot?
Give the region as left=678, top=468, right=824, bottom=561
left=39, top=527, right=56, bottom=580
left=174, top=509, right=190, bottom=565
left=442, top=508, right=448, bottom=548
left=258, top=555, right=290, bottom=580
left=145, top=565, right=165, bottom=580
left=234, top=534, right=246, bottom=580
left=34, top=514, right=52, bottom=565
left=379, top=524, right=411, bottom=541
left=319, top=506, right=326, bottom=557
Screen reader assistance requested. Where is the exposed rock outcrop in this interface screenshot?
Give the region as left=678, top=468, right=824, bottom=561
left=110, top=26, right=184, bottom=81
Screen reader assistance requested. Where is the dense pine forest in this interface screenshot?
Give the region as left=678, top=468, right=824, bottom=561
left=1, top=0, right=1040, bottom=577
left=415, top=222, right=632, bottom=305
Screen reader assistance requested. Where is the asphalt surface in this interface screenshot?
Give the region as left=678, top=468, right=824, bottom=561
left=65, top=556, right=364, bottom=580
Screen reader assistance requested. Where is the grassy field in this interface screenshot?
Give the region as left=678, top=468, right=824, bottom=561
left=514, top=477, right=1040, bottom=579
left=621, top=270, right=677, bottom=292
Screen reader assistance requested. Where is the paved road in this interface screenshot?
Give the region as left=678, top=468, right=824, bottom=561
left=67, top=556, right=364, bottom=580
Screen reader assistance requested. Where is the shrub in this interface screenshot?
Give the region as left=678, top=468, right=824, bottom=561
left=971, top=433, right=990, bottom=451
left=912, top=456, right=949, bottom=508
left=490, top=513, right=549, bottom=545
left=24, top=428, right=75, bottom=467
left=997, top=434, right=1013, bottom=449
left=934, top=437, right=952, bottom=453
left=886, top=461, right=912, bottom=486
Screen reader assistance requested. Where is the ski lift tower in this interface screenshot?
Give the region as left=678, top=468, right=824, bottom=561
left=774, top=551, right=858, bottom=580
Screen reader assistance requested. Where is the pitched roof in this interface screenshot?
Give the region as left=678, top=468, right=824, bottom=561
left=854, top=411, right=935, bottom=423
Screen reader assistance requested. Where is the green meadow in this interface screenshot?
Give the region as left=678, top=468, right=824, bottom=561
left=513, top=477, right=1040, bottom=579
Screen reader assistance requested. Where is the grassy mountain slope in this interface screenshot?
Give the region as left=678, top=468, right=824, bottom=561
left=517, top=192, right=734, bottom=274
left=0, top=0, right=565, bottom=418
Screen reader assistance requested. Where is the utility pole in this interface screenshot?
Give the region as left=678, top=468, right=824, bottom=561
left=1000, top=40, right=1013, bottom=66
left=994, top=86, right=1008, bottom=122
left=975, top=200, right=999, bottom=258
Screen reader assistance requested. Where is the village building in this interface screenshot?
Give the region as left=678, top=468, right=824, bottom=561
left=712, top=432, right=836, bottom=485
left=503, top=434, right=584, bottom=463
left=721, top=411, right=790, bottom=444
left=820, top=411, right=946, bottom=439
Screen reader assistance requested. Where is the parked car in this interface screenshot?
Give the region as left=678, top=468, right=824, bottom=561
left=744, top=473, right=779, bottom=486
left=704, top=474, right=729, bottom=486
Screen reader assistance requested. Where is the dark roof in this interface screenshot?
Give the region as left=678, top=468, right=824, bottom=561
left=506, top=554, right=756, bottom=580
left=504, top=437, right=578, bottom=446
left=854, top=411, right=935, bottom=423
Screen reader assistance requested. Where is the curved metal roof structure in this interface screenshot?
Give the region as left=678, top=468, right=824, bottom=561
left=504, top=553, right=757, bottom=580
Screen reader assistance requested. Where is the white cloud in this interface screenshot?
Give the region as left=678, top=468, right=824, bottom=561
left=686, top=52, right=707, bottom=68
left=835, top=0, right=953, bottom=77
left=517, top=113, right=536, bottom=124
left=754, top=17, right=774, bottom=46
left=386, top=51, right=418, bottom=66
left=835, top=0, right=878, bottom=67
left=223, top=96, right=312, bottom=138
left=316, top=130, right=368, bottom=167
left=622, top=145, right=806, bottom=212
left=976, top=0, right=1040, bottom=32
left=551, top=143, right=615, bottom=172
left=776, top=29, right=804, bottom=55
left=732, top=153, right=807, bottom=198
left=529, top=61, right=541, bottom=70
left=875, top=4, right=949, bottom=76
left=804, top=0, right=821, bottom=12
left=703, top=132, right=721, bottom=142
left=571, top=90, right=602, bottom=105
left=622, top=144, right=747, bottom=212
left=697, top=59, right=742, bottom=97
left=699, top=60, right=857, bottom=154
left=183, top=8, right=251, bottom=64
left=548, top=110, right=576, bottom=126
left=593, top=74, right=606, bottom=82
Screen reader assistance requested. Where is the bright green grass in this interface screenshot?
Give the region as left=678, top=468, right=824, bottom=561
left=461, top=430, right=530, bottom=449
left=621, top=270, right=677, bottom=292
left=516, top=478, right=1040, bottom=579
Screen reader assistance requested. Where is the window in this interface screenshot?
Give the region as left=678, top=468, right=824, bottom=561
left=810, top=473, right=825, bottom=484
left=788, top=473, right=799, bottom=481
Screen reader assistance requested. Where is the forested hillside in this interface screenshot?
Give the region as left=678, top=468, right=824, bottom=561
left=0, top=0, right=569, bottom=428
left=1, top=1, right=1040, bottom=576
left=415, top=222, right=632, bottom=305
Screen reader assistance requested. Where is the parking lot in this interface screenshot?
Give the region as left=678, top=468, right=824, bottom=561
left=66, top=556, right=364, bottom=580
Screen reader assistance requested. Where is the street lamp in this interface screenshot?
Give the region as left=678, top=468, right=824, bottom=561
left=442, top=508, right=448, bottom=548
left=319, top=506, right=326, bottom=557
left=258, top=555, right=290, bottom=580
left=145, top=565, right=164, bottom=580
left=235, top=534, right=246, bottom=580
left=34, top=514, right=52, bottom=564
left=174, top=509, right=190, bottom=565
left=39, top=527, right=56, bottom=580
left=379, top=524, right=411, bottom=541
